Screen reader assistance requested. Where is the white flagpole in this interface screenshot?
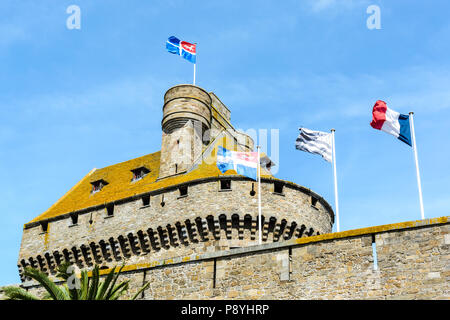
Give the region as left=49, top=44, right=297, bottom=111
left=409, top=112, right=425, bottom=220
left=331, top=129, right=340, bottom=232
left=193, top=63, right=196, bottom=86
left=193, top=43, right=197, bottom=86
left=257, top=145, right=262, bottom=245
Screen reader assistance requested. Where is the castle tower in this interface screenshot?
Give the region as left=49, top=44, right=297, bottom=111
left=9, top=83, right=448, bottom=301
left=159, top=85, right=212, bottom=179
left=15, top=84, right=335, bottom=288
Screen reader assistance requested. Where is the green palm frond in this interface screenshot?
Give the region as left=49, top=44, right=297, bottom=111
left=130, top=281, right=150, bottom=300
left=108, top=281, right=129, bottom=300
left=80, top=270, right=89, bottom=300
left=96, top=266, right=116, bottom=300
left=23, top=267, right=69, bottom=300
left=2, top=286, right=40, bottom=300
left=104, top=265, right=126, bottom=300
left=87, top=265, right=100, bottom=300
left=8, top=262, right=148, bottom=300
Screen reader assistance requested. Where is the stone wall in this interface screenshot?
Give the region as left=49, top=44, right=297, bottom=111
left=13, top=216, right=449, bottom=300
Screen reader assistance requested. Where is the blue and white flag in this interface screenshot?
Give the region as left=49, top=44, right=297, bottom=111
left=216, top=146, right=258, bottom=181
left=295, top=128, right=333, bottom=162
left=166, top=36, right=197, bottom=63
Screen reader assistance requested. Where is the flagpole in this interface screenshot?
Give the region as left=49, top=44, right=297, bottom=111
left=193, top=43, right=197, bottom=86
left=409, top=112, right=425, bottom=220
left=331, top=129, right=340, bottom=232
left=257, top=145, right=262, bottom=245
left=193, top=63, right=196, bottom=86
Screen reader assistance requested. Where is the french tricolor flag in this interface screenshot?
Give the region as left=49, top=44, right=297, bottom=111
left=370, top=100, right=412, bottom=146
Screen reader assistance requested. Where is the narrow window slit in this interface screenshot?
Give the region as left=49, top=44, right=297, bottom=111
left=213, top=258, right=217, bottom=288
left=372, top=234, right=378, bottom=270
left=250, top=183, right=256, bottom=196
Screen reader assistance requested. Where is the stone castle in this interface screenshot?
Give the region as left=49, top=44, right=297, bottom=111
left=6, top=85, right=449, bottom=299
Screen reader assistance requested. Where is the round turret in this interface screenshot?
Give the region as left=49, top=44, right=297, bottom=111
left=162, top=84, right=212, bottom=135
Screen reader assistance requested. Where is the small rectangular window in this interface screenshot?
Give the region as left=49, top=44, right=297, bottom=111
left=179, top=186, right=188, bottom=197
left=40, top=221, right=48, bottom=233
left=311, top=196, right=318, bottom=207
left=70, top=212, right=78, bottom=225
left=142, top=195, right=150, bottom=207
left=274, top=182, right=284, bottom=194
left=106, top=204, right=114, bottom=216
left=220, top=179, right=231, bottom=190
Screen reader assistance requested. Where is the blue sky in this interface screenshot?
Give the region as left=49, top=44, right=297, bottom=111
left=1, top=0, right=450, bottom=285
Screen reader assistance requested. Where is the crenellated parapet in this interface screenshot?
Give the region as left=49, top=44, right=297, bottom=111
left=18, top=212, right=319, bottom=282
left=18, top=177, right=333, bottom=283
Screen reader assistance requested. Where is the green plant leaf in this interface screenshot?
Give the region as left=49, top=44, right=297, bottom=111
left=80, top=270, right=89, bottom=300
left=87, top=265, right=100, bottom=300
left=104, top=265, right=125, bottom=300
left=23, top=267, right=69, bottom=300
left=96, top=266, right=116, bottom=300
left=130, top=281, right=150, bottom=300
left=2, top=286, right=40, bottom=300
left=108, top=281, right=129, bottom=300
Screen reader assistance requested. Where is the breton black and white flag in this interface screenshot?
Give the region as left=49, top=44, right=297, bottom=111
left=295, top=128, right=332, bottom=163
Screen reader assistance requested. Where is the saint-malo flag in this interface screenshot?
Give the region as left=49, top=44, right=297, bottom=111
left=166, top=36, right=196, bottom=63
